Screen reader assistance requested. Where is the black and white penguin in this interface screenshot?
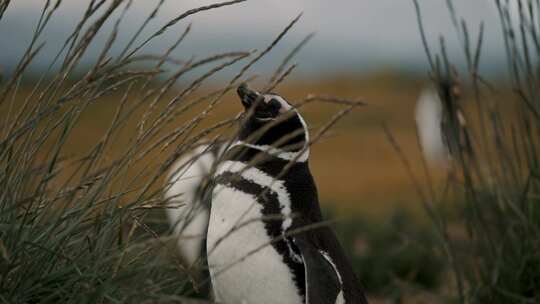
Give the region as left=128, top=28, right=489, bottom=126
left=206, top=84, right=368, bottom=304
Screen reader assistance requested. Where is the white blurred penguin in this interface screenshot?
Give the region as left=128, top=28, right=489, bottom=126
left=415, top=86, right=471, bottom=167
left=164, top=144, right=223, bottom=268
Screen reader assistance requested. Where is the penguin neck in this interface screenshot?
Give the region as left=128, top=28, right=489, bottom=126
left=230, top=140, right=309, bottom=163
left=222, top=142, right=323, bottom=222
left=224, top=142, right=309, bottom=176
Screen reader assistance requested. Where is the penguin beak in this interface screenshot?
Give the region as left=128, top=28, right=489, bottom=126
left=237, top=84, right=260, bottom=109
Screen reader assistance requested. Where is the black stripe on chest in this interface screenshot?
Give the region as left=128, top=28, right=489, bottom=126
left=215, top=171, right=306, bottom=300
left=223, top=145, right=323, bottom=222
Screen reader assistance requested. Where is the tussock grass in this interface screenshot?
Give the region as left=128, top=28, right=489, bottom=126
left=0, top=1, right=252, bottom=302
left=405, top=1, right=540, bottom=302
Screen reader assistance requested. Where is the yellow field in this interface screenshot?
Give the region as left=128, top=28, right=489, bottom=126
left=10, top=73, right=455, bottom=217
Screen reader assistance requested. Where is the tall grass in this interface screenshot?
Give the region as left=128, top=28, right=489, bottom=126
left=0, top=1, right=368, bottom=302
left=409, top=0, right=540, bottom=303
left=0, top=1, right=254, bottom=302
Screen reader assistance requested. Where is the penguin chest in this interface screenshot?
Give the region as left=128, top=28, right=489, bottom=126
left=207, top=184, right=304, bottom=304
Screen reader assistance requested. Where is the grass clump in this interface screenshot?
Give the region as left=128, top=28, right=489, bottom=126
left=407, top=1, right=540, bottom=303
left=0, top=1, right=250, bottom=302
left=327, top=208, right=445, bottom=300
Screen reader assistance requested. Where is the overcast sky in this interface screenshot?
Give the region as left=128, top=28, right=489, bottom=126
left=0, top=1, right=514, bottom=78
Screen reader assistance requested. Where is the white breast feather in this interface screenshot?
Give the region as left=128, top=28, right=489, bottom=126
left=207, top=181, right=303, bottom=304
left=216, top=160, right=294, bottom=231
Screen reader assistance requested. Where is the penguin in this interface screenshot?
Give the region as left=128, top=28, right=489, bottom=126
left=165, top=143, right=223, bottom=274
left=206, top=84, right=368, bottom=304
left=415, top=85, right=472, bottom=168
left=415, top=87, right=450, bottom=167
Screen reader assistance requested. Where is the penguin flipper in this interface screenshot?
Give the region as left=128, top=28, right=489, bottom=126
left=293, top=235, right=341, bottom=304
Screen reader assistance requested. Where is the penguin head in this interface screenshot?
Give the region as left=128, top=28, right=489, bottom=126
left=236, top=84, right=309, bottom=162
